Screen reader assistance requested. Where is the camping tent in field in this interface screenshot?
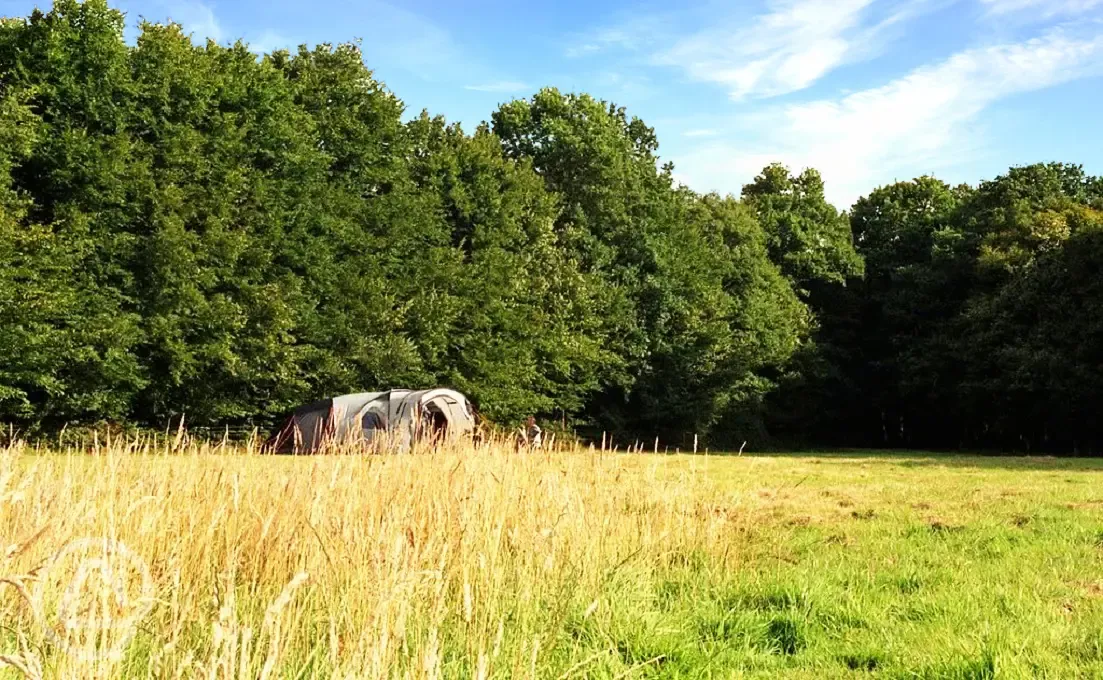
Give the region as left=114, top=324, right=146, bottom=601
left=263, top=389, right=476, bottom=454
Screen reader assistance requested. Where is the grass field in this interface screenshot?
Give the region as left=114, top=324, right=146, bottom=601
left=2, top=439, right=1103, bottom=678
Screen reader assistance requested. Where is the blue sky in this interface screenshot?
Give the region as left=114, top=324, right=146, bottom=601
left=3, top=0, right=1102, bottom=209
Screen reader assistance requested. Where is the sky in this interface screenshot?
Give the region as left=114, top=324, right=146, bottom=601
left=3, top=0, right=1102, bottom=209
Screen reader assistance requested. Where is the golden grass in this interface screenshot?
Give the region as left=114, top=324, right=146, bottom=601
left=2, top=437, right=1103, bottom=678
left=0, top=436, right=731, bottom=679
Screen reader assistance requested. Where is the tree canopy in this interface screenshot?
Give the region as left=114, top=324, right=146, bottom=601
left=2, top=0, right=1101, bottom=452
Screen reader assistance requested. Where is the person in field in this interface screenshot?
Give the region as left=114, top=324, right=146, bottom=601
left=517, top=416, right=542, bottom=451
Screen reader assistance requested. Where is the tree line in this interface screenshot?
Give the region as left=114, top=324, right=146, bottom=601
left=1, top=1, right=1101, bottom=452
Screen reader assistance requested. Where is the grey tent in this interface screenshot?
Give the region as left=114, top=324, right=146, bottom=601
left=264, top=388, right=476, bottom=454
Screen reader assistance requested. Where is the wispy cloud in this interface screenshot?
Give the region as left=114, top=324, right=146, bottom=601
left=576, top=0, right=937, bottom=100
left=565, top=43, right=602, bottom=58
left=979, top=0, right=1103, bottom=17
left=163, top=0, right=223, bottom=43
left=591, top=70, right=658, bottom=99
left=355, top=2, right=526, bottom=92
left=682, top=128, right=718, bottom=137
left=249, top=29, right=295, bottom=55
left=657, top=0, right=874, bottom=99
left=356, top=1, right=469, bottom=81
left=464, top=81, right=531, bottom=93
left=672, top=29, right=1103, bottom=208
left=564, top=17, right=664, bottom=58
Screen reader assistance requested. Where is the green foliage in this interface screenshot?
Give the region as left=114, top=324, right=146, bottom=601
left=404, top=114, right=610, bottom=421
left=742, top=163, right=863, bottom=290
left=1, top=0, right=1101, bottom=452
left=0, top=3, right=807, bottom=441
left=793, top=163, right=1103, bottom=452
left=0, top=2, right=145, bottom=424
left=957, top=225, right=1103, bottom=452
left=742, top=163, right=864, bottom=445
left=493, top=90, right=805, bottom=440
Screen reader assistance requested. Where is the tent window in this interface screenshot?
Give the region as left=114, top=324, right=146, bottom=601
left=362, top=412, right=383, bottom=431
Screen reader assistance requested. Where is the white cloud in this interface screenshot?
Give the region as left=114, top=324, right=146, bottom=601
left=979, top=0, right=1103, bottom=16
left=565, top=0, right=939, bottom=99
left=463, top=81, right=531, bottom=93
left=683, top=128, right=719, bottom=137
left=672, top=30, right=1103, bottom=208
left=656, top=0, right=877, bottom=99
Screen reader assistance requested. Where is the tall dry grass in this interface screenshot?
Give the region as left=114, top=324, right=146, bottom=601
left=0, top=434, right=726, bottom=679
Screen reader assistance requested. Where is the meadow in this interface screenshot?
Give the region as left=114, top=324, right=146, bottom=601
left=1, top=438, right=1103, bottom=678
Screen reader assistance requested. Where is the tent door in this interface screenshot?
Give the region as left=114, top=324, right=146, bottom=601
left=423, top=403, right=449, bottom=444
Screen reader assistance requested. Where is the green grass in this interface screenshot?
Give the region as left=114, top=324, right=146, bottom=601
left=566, top=452, right=1103, bottom=678
left=2, top=446, right=1103, bottom=678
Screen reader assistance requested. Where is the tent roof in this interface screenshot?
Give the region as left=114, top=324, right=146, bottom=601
left=292, top=397, right=333, bottom=417
left=330, top=391, right=389, bottom=415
